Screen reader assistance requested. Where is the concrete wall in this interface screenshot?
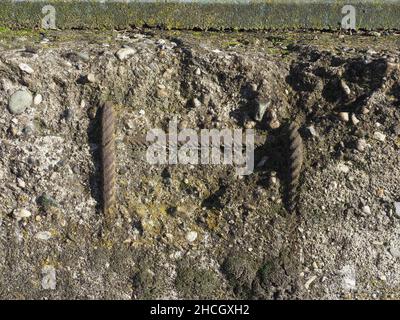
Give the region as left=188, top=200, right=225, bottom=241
left=0, top=0, right=399, bottom=30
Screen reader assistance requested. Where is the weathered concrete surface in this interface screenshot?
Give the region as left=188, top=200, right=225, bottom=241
left=0, top=0, right=400, bottom=30
left=1, top=29, right=400, bottom=299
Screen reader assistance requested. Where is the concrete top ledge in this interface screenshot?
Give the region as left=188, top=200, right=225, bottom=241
left=0, top=0, right=400, bottom=30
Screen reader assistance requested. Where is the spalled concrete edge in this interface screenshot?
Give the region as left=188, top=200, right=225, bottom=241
left=0, top=1, right=399, bottom=30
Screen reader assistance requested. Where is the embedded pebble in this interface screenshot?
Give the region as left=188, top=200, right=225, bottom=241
left=17, top=178, right=26, bottom=188
left=390, top=245, right=400, bottom=258
left=244, top=120, right=256, bottom=129
left=192, top=97, right=202, bottom=108
left=337, top=163, right=350, bottom=173
left=186, top=231, right=198, bottom=243
left=86, top=73, right=96, bottom=83
left=156, top=89, right=168, bottom=98
left=351, top=114, right=360, bottom=125
left=23, top=123, right=35, bottom=135
left=269, top=119, right=281, bottom=129
left=8, top=90, right=33, bottom=115
left=340, top=80, right=351, bottom=96
left=307, top=125, right=318, bottom=137
left=362, top=205, right=371, bottom=215
left=395, top=202, right=400, bottom=217
left=195, top=68, right=201, bottom=75
left=339, top=265, right=356, bottom=291
left=255, top=99, right=269, bottom=121
left=116, top=47, right=136, bottom=61
left=361, top=106, right=370, bottom=114
left=13, top=208, right=32, bottom=221
left=35, top=231, right=52, bottom=240
left=76, top=52, right=90, bottom=61
left=373, top=131, right=386, bottom=142
left=371, top=31, right=382, bottom=37
left=33, top=94, right=43, bottom=106
left=19, top=63, right=34, bottom=74
left=356, top=138, right=367, bottom=152
left=41, top=265, right=56, bottom=290
left=338, top=112, right=349, bottom=122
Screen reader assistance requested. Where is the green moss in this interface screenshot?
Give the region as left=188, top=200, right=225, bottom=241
left=36, top=193, right=58, bottom=211
left=258, top=260, right=277, bottom=287
left=175, top=264, right=219, bottom=299
left=132, top=263, right=166, bottom=299
left=0, top=26, right=40, bottom=39
left=0, top=1, right=400, bottom=30
left=223, top=40, right=241, bottom=48
left=221, top=253, right=259, bottom=298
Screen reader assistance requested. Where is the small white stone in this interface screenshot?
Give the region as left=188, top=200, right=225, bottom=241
left=41, top=265, right=56, bottom=290
left=338, top=112, right=349, bottom=122
left=35, top=231, right=52, bottom=240
left=340, top=79, right=351, bottom=96
left=390, top=245, right=400, bottom=258
left=356, top=139, right=367, bottom=152
left=361, top=106, right=370, bottom=114
left=174, top=251, right=182, bottom=259
left=379, top=274, right=387, bottom=282
left=362, top=205, right=371, bottom=215
left=373, top=131, right=386, bottom=142
left=33, top=94, right=43, bottom=106
left=86, top=73, right=96, bottom=83
left=19, top=63, right=34, bottom=74
left=269, top=119, right=281, bottom=129
left=250, top=83, right=258, bottom=92
left=337, top=162, right=350, bottom=173
left=195, top=68, right=201, bottom=75
left=394, top=202, right=400, bottom=217
left=351, top=114, right=360, bottom=125
left=340, top=265, right=356, bottom=291
left=186, top=231, right=198, bottom=243
left=17, top=178, right=26, bottom=188
left=307, top=125, right=318, bottom=137
left=269, top=176, right=277, bottom=185
left=244, top=120, right=256, bottom=129
left=192, top=97, right=201, bottom=108
left=116, top=47, right=136, bottom=61
left=8, top=90, right=33, bottom=115
left=139, top=109, right=145, bottom=116
left=13, top=208, right=32, bottom=221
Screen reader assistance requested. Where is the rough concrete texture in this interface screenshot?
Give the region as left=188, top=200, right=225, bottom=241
left=1, top=0, right=400, bottom=30
left=1, top=28, right=400, bottom=299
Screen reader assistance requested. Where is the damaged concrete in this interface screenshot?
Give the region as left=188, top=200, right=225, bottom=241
left=0, top=29, right=400, bottom=299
